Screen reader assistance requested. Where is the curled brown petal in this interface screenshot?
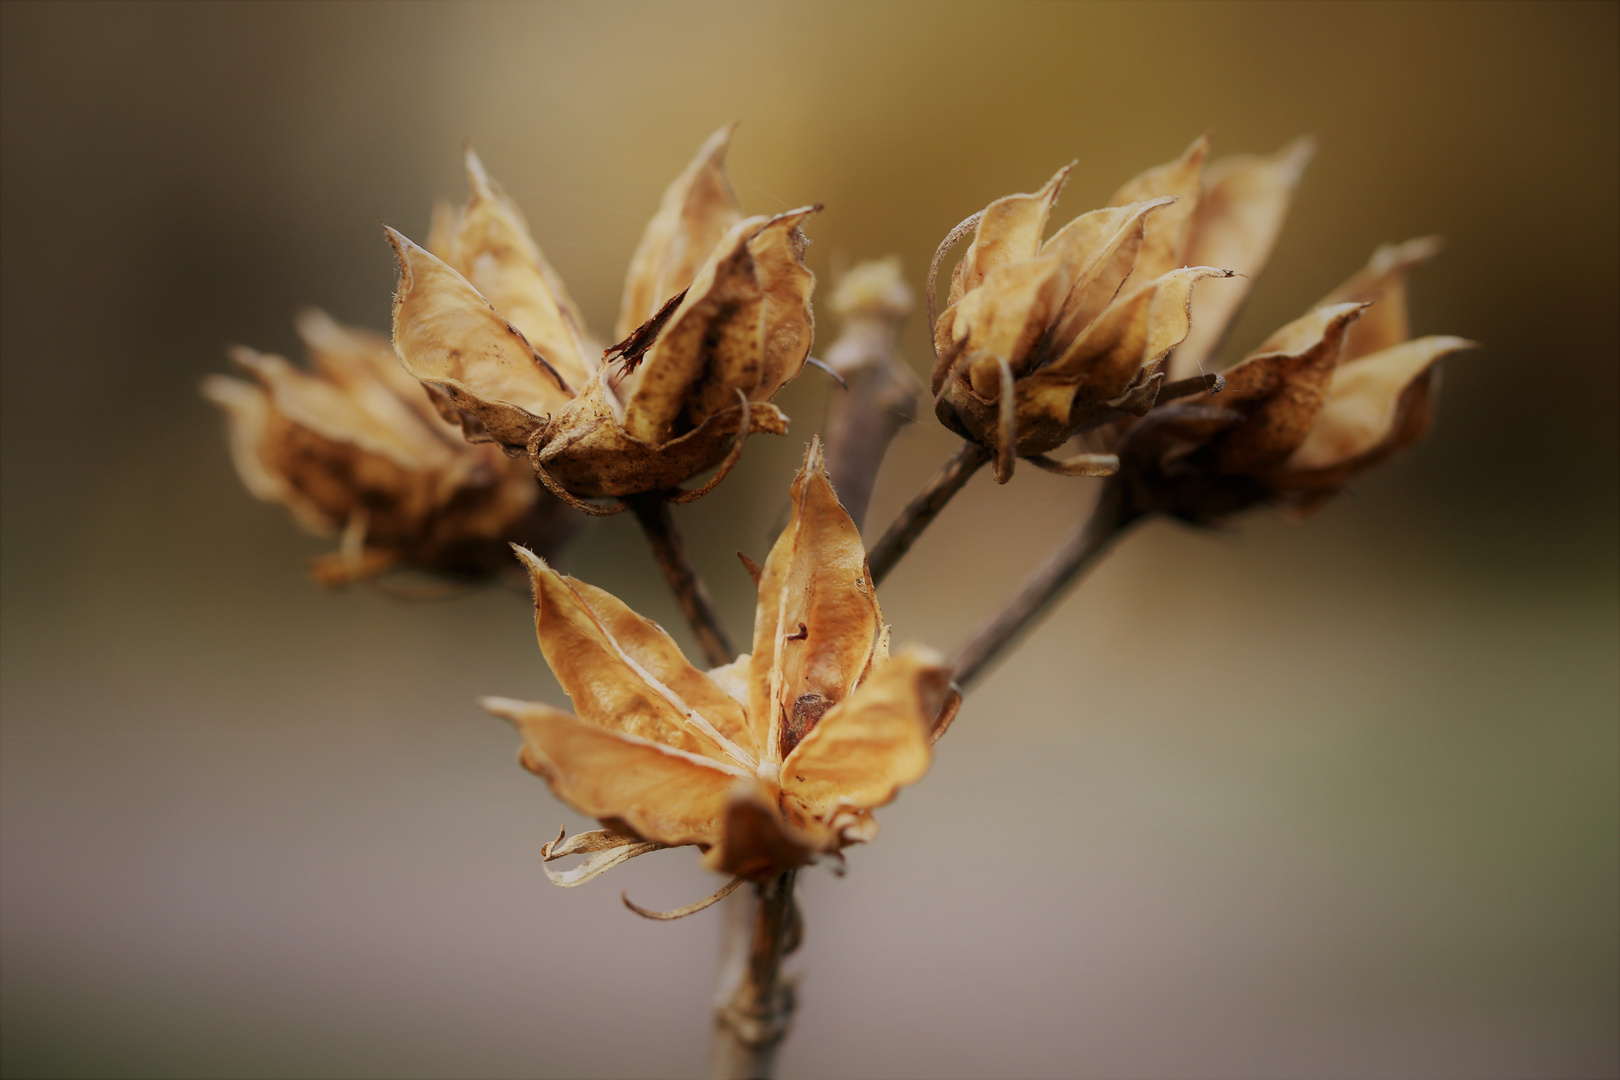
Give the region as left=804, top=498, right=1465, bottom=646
left=621, top=875, right=744, bottom=921
left=993, top=356, right=1017, bottom=484
left=1025, top=451, right=1120, bottom=477
left=527, top=429, right=627, bottom=516
left=926, top=210, right=984, bottom=345
left=669, top=389, right=750, bottom=504
left=541, top=826, right=665, bottom=888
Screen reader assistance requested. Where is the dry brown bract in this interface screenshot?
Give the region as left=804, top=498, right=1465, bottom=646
left=930, top=135, right=1317, bottom=483
left=482, top=439, right=959, bottom=907
left=1120, top=237, right=1476, bottom=522
left=202, top=310, right=567, bottom=584
left=386, top=126, right=817, bottom=509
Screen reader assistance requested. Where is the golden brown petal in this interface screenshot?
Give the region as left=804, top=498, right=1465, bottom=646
left=1211, top=301, right=1368, bottom=474
left=749, top=438, right=882, bottom=764
left=452, top=149, right=595, bottom=392
left=1282, top=335, right=1474, bottom=473
left=1172, top=137, right=1315, bottom=378
left=483, top=695, right=738, bottom=849
left=201, top=374, right=330, bottom=530
left=1108, top=134, right=1208, bottom=285
left=1037, top=198, right=1174, bottom=362
left=1319, top=235, right=1444, bottom=363
left=615, top=123, right=744, bottom=340
left=514, top=546, right=758, bottom=768
left=948, top=163, right=1072, bottom=304
left=778, top=645, right=951, bottom=830
left=748, top=206, right=819, bottom=397
left=386, top=227, right=572, bottom=449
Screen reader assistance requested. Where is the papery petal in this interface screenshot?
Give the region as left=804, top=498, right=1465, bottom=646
left=1037, top=198, right=1173, bottom=361
left=702, top=780, right=818, bottom=878
left=948, top=164, right=1071, bottom=304
left=748, top=206, right=818, bottom=397
left=1318, top=235, right=1443, bottom=363
left=483, top=696, right=738, bottom=849
left=621, top=216, right=765, bottom=444
left=201, top=374, right=332, bottom=531
left=1171, top=137, right=1314, bottom=378
left=1211, top=302, right=1367, bottom=474
left=779, top=645, right=951, bottom=828
left=386, top=227, right=572, bottom=448
left=567, top=577, right=762, bottom=762
left=615, top=124, right=743, bottom=340
left=946, top=250, right=1073, bottom=390
left=1283, top=335, right=1474, bottom=472
left=750, top=438, right=881, bottom=764
left=1109, top=135, right=1208, bottom=285
left=454, top=149, right=595, bottom=391
left=514, top=546, right=758, bottom=768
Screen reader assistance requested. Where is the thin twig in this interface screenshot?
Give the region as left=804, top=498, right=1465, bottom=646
left=628, top=495, right=736, bottom=667
left=710, top=871, right=800, bottom=1080
left=867, top=441, right=992, bottom=584
left=949, top=478, right=1145, bottom=689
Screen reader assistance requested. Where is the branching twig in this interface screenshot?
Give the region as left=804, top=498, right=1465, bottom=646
left=628, top=495, right=736, bottom=667
left=950, top=477, right=1145, bottom=689
left=867, top=440, right=992, bottom=584
left=710, top=871, right=800, bottom=1080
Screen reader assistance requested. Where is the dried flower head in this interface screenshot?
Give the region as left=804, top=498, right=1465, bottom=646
left=386, top=126, right=817, bottom=511
left=202, top=310, right=571, bottom=584
left=1120, top=237, right=1475, bottom=521
left=930, top=135, right=1317, bottom=483
left=482, top=439, right=958, bottom=908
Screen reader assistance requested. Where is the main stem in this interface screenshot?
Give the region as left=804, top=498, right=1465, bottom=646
left=710, top=871, right=799, bottom=1079
left=867, top=440, right=991, bottom=584
left=628, top=495, right=736, bottom=667
left=950, top=478, right=1144, bottom=690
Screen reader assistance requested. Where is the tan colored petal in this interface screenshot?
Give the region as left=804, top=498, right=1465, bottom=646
left=514, top=546, right=758, bottom=768
left=1283, top=335, right=1474, bottom=472
left=702, top=780, right=818, bottom=878
left=1171, top=137, right=1315, bottom=378
left=201, top=375, right=298, bottom=509
left=454, top=149, right=595, bottom=391
left=566, top=577, right=762, bottom=762
left=483, top=695, right=737, bottom=849
left=748, top=206, right=819, bottom=396
left=749, top=438, right=881, bottom=764
left=1212, top=301, right=1367, bottom=474
left=948, top=163, right=1071, bottom=304
left=778, top=645, right=951, bottom=829
left=386, top=227, right=572, bottom=448
left=943, top=250, right=1072, bottom=391
left=1109, top=134, right=1208, bottom=284
left=1037, top=198, right=1173, bottom=361
left=615, top=124, right=743, bottom=340
left=1319, top=235, right=1444, bottom=363
left=621, top=215, right=765, bottom=444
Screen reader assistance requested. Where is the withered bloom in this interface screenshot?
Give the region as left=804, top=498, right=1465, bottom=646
left=386, top=126, right=817, bottom=510
left=482, top=439, right=958, bottom=908
left=203, top=310, right=571, bottom=584
left=931, top=135, right=1316, bottom=482
left=1120, top=237, right=1475, bottom=521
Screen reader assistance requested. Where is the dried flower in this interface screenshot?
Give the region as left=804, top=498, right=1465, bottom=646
left=1120, top=237, right=1475, bottom=521
left=386, top=126, right=817, bottom=511
left=203, top=310, right=571, bottom=584
left=482, top=439, right=958, bottom=907
left=930, top=135, right=1317, bottom=483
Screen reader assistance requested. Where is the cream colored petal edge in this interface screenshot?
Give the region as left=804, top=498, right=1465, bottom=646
left=483, top=696, right=737, bottom=849
left=1286, top=335, right=1474, bottom=470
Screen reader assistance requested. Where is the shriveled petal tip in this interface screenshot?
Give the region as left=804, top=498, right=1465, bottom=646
left=779, top=644, right=950, bottom=829
left=481, top=695, right=738, bottom=849
left=385, top=226, right=569, bottom=448
left=1110, top=134, right=1209, bottom=285
left=1321, top=235, right=1445, bottom=363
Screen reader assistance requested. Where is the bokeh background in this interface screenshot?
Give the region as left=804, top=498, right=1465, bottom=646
left=3, top=3, right=1616, bottom=1078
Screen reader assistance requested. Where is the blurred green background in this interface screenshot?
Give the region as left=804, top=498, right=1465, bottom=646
left=3, top=2, right=1615, bottom=1077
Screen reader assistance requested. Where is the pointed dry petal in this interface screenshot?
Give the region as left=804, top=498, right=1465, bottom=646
left=615, top=124, right=744, bottom=340
left=484, top=696, right=737, bottom=849
left=455, top=149, right=595, bottom=391
left=540, top=825, right=664, bottom=887
left=1284, top=335, right=1474, bottom=472
left=1172, top=137, right=1314, bottom=377
left=1319, top=235, right=1444, bottom=363
left=1038, top=198, right=1173, bottom=359
left=949, top=164, right=1071, bottom=303
left=1109, top=135, right=1209, bottom=284
left=748, top=206, right=819, bottom=396
left=750, top=438, right=881, bottom=764
left=946, top=249, right=1073, bottom=387
left=778, top=645, right=951, bottom=828
left=386, top=227, right=571, bottom=448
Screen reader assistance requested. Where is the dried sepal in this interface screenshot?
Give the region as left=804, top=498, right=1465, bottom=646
left=540, top=824, right=665, bottom=888
left=622, top=876, right=744, bottom=921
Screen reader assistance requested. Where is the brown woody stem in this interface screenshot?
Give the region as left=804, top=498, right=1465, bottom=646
left=867, top=440, right=992, bottom=584
left=628, top=495, right=736, bottom=667
left=710, top=871, right=800, bottom=1080
left=949, top=477, right=1145, bottom=689
left=821, top=327, right=919, bottom=533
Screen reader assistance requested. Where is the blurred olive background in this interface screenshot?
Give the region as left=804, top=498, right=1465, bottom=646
left=3, top=2, right=1616, bottom=1078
